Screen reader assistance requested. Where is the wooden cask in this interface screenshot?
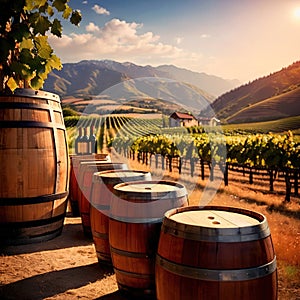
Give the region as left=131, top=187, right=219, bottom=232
left=90, top=170, right=152, bottom=265
left=109, top=180, right=188, bottom=297
left=0, top=89, right=69, bottom=245
left=155, top=206, right=278, bottom=300
left=77, top=161, right=127, bottom=237
left=69, top=153, right=110, bottom=216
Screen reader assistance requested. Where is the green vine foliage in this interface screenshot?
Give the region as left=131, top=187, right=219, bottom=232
left=0, top=0, right=81, bottom=93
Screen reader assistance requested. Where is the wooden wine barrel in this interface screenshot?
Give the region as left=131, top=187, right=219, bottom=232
left=90, top=170, right=152, bottom=265
left=109, top=180, right=188, bottom=297
left=0, top=89, right=69, bottom=245
left=69, top=153, right=110, bottom=216
left=155, top=206, right=278, bottom=300
left=77, top=161, right=128, bottom=237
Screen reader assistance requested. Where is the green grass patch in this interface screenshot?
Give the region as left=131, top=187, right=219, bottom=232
left=222, top=116, right=300, bottom=134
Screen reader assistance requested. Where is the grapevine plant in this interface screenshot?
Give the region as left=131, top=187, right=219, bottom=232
left=226, top=131, right=300, bottom=169
left=66, top=115, right=300, bottom=171
left=0, top=0, right=81, bottom=94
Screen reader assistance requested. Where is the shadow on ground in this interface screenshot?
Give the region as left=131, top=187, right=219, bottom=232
left=0, top=263, right=114, bottom=300
left=0, top=218, right=92, bottom=256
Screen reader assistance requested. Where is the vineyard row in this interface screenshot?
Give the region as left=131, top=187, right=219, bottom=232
left=65, top=115, right=300, bottom=202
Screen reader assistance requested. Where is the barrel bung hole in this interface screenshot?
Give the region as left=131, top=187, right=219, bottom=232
left=212, top=221, right=221, bottom=225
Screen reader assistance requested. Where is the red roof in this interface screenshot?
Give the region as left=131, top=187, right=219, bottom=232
left=170, top=112, right=195, bottom=120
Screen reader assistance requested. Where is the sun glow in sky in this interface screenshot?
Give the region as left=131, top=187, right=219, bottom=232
left=49, top=0, right=300, bottom=83
left=293, top=6, right=300, bottom=18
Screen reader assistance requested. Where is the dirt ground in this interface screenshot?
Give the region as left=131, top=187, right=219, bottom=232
left=1, top=155, right=300, bottom=300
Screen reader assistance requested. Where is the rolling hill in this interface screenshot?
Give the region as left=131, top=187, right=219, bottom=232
left=44, top=62, right=130, bottom=97
left=43, top=60, right=239, bottom=100
left=59, top=77, right=216, bottom=115
left=156, top=64, right=240, bottom=97
left=206, top=61, right=300, bottom=123
left=226, top=87, right=300, bottom=123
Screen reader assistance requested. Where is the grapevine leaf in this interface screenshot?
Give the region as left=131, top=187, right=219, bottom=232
left=28, top=11, right=39, bottom=24
left=62, top=6, right=72, bottom=19
left=25, top=0, right=48, bottom=11
left=34, top=36, right=52, bottom=59
left=20, top=38, right=34, bottom=51
left=53, top=0, right=66, bottom=12
left=30, top=75, right=44, bottom=89
left=47, top=5, right=54, bottom=17
left=70, top=10, right=82, bottom=25
left=10, top=60, right=33, bottom=81
left=38, top=2, right=49, bottom=14
left=10, top=61, right=24, bottom=75
left=34, top=15, right=51, bottom=35
left=51, top=19, right=62, bottom=37
left=47, top=54, right=62, bottom=70
left=38, top=69, right=49, bottom=81
left=24, top=0, right=38, bottom=11
left=39, top=54, right=61, bottom=80
left=11, top=23, right=31, bottom=42
left=20, top=48, right=33, bottom=64
left=7, top=77, right=19, bottom=91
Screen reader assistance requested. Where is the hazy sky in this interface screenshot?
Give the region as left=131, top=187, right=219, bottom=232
left=50, top=0, right=300, bottom=83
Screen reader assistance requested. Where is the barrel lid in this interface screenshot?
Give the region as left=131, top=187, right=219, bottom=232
left=93, top=169, right=151, bottom=182
left=170, top=210, right=260, bottom=228
left=163, top=206, right=270, bottom=242
left=70, top=153, right=110, bottom=161
left=113, top=180, right=187, bottom=200
left=98, top=169, right=149, bottom=178
left=110, top=180, right=188, bottom=223
left=80, top=161, right=126, bottom=168
left=78, top=162, right=128, bottom=179
left=80, top=160, right=112, bottom=166
left=71, top=156, right=110, bottom=167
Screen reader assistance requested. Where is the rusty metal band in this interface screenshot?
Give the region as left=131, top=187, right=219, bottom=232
left=92, top=231, right=108, bottom=239
left=110, top=245, right=155, bottom=259
left=0, top=120, right=66, bottom=130
left=0, top=192, right=68, bottom=205
left=0, top=102, right=62, bottom=113
left=114, top=267, right=154, bottom=280
left=109, top=215, right=163, bottom=224
left=0, top=212, right=65, bottom=228
left=161, top=218, right=270, bottom=243
left=14, top=88, right=61, bottom=102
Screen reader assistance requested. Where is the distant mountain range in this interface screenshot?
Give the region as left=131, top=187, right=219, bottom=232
left=43, top=60, right=239, bottom=103
left=44, top=59, right=300, bottom=124
left=206, top=61, right=300, bottom=123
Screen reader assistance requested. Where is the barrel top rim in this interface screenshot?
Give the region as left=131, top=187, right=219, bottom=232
left=170, top=209, right=261, bottom=228
left=113, top=180, right=187, bottom=194
left=94, top=169, right=151, bottom=178
left=162, top=206, right=270, bottom=242
left=165, top=205, right=267, bottom=227
left=12, top=88, right=61, bottom=102
left=80, top=161, right=125, bottom=166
